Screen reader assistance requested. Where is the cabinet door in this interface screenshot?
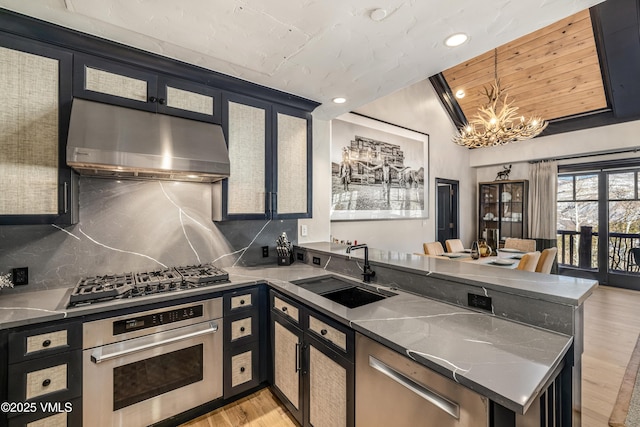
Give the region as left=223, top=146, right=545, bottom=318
left=157, top=76, right=221, bottom=123
left=73, top=54, right=157, bottom=112
left=273, top=105, right=312, bottom=219
left=271, top=315, right=303, bottom=424
left=479, top=181, right=529, bottom=247
left=499, top=181, right=528, bottom=241
left=0, top=34, right=76, bottom=225
left=306, top=334, right=354, bottom=427
left=222, top=93, right=271, bottom=220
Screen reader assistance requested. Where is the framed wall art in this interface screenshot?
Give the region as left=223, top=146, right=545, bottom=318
left=330, top=113, right=429, bottom=221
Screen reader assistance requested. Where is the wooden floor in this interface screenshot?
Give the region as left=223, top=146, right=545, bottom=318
left=182, top=285, right=640, bottom=427
left=582, top=285, right=640, bottom=426
left=180, top=388, right=298, bottom=427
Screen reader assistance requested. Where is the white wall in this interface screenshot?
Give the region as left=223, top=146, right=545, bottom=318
left=474, top=121, right=640, bottom=181
left=301, top=82, right=640, bottom=255
left=298, top=119, right=332, bottom=244
left=300, top=80, right=477, bottom=253
left=470, top=120, right=640, bottom=168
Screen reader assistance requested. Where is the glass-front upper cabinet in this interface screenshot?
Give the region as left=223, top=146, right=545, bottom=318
left=0, top=34, right=77, bottom=225
left=478, top=180, right=528, bottom=246
left=73, top=54, right=221, bottom=123
left=217, top=93, right=312, bottom=220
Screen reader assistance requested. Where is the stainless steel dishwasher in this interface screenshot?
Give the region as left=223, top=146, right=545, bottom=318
left=355, top=333, right=489, bottom=427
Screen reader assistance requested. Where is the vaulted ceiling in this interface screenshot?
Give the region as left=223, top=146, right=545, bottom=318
left=432, top=0, right=640, bottom=138
left=442, top=10, right=608, bottom=124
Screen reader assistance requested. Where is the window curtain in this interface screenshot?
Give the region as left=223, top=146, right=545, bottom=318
left=529, top=160, right=558, bottom=272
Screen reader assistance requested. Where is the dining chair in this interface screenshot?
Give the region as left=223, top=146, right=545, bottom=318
left=504, top=238, right=537, bottom=252
left=627, top=248, right=640, bottom=272
left=445, top=239, right=465, bottom=253
left=516, top=251, right=541, bottom=272
left=535, top=247, right=558, bottom=274
left=423, top=242, right=445, bottom=256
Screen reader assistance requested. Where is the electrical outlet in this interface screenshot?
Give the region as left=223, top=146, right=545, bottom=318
left=12, top=267, right=28, bottom=286
left=296, top=252, right=304, bottom=261
left=468, top=293, right=492, bottom=311
left=300, top=224, right=308, bottom=237
left=262, top=246, right=269, bottom=258
left=312, top=257, right=321, bottom=265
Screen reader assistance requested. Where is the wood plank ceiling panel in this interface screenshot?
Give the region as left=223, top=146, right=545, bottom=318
left=442, top=9, right=607, bottom=123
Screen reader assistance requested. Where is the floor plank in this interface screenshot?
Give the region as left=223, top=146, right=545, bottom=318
left=183, top=285, right=640, bottom=427
left=181, top=388, right=298, bottom=427
left=582, top=285, right=640, bottom=427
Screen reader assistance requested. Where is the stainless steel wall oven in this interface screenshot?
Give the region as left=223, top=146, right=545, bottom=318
left=82, top=298, right=223, bottom=426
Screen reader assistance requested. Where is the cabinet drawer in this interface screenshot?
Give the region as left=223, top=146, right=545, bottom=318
left=25, top=364, right=67, bottom=400
left=231, top=350, right=254, bottom=387
left=231, top=317, right=254, bottom=342
left=273, top=296, right=300, bottom=323
left=8, top=351, right=82, bottom=404
left=224, top=287, right=260, bottom=314
left=308, top=315, right=347, bottom=352
left=26, top=413, right=66, bottom=427
left=223, top=342, right=261, bottom=399
left=9, top=322, right=82, bottom=363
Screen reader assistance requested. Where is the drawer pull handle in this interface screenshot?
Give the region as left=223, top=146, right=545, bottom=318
left=42, top=379, right=51, bottom=387
left=240, top=327, right=246, bottom=332
left=282, top=306, right=288, bottom=312
left=321, top=329, right=328, bottom=336
left=240, top=367, right=246, bottom=373
left=240, top=299, right=245, bottom=305
left=369, top=355, right=460, bottom=419
left=42, top=340, right=51, bottom=348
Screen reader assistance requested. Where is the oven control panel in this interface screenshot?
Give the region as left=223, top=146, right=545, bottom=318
left=113, top=305, right=204, bottom=335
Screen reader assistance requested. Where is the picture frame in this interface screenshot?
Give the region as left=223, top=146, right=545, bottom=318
left=330, top=113, right=429, bottom=221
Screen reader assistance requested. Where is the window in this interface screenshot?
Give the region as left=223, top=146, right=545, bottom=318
left=557, top=168, right=640, bottom=276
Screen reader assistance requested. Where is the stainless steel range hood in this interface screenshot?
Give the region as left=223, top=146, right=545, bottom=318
left=66, top=98, right=230, bottom=182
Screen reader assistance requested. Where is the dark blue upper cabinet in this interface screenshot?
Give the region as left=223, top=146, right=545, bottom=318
left=218, top=93, right=312, bottom=221
left=73, top=54, right=222, bottom=124
left=0, top=34, right=77, bottom=225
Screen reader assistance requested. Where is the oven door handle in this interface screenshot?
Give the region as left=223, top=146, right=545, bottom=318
left=91, top=320, right=219, bottom=364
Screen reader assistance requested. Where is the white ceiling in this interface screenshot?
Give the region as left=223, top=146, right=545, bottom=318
left=0, top=0, right=605, bottom=119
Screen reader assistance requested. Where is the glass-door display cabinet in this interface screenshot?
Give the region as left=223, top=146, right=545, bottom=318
left=478, top=180, right=528, bottom=249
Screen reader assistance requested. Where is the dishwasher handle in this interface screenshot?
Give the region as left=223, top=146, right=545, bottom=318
left=369, top=355, right=460, bottom=420
left=91, top=321, right=219, bottom=364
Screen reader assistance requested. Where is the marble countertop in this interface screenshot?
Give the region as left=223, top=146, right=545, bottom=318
left=0, top=263, right=573, bottom=415
left=299, top=241, right=598, bottom=306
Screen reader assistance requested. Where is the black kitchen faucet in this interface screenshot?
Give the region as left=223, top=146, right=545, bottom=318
left=346, top=244, right=376, bottom=283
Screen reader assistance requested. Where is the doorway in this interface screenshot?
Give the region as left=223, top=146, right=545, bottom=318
left=557, top=165, right=640, bottom=289
left=435, top=178, right=459, bottom=250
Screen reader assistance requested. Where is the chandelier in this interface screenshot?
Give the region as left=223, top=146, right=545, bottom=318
left=452, top=49, right=548, bottom=148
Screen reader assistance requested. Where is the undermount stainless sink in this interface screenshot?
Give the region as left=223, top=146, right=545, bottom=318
left=291, top=275, right=395, bottom=309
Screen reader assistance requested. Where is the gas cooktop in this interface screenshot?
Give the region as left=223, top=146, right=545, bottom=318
left=68, top=264, right=229, bottom=307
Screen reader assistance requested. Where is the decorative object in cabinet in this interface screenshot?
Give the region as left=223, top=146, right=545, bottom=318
left=0, top=35, right=77, bottom=225
left=73, top=54, right=221, bottom=123
left=270, top=289, right=354, bottom=427
left=214, top=94, right=313, bottom=220
left=223, top=286, right=264, bottom=399
left=5, top=320, right=82, bottom=427
left=478, top=180, right=528, bottom=250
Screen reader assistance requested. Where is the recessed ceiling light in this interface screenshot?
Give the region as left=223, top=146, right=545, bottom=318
left=332, top=97, right=347, bottom=104
left=455, top=89, right=465, bottom=99
left=370, top=8, right=388, bottom=22
left=444, top=33, right=468, bottom=47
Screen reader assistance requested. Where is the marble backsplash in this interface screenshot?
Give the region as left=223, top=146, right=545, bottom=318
left=0, top=177, right=296, bottom=293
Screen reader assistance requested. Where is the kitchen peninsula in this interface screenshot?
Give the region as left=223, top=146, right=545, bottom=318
left=0, top=242, right=596, bottom=427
